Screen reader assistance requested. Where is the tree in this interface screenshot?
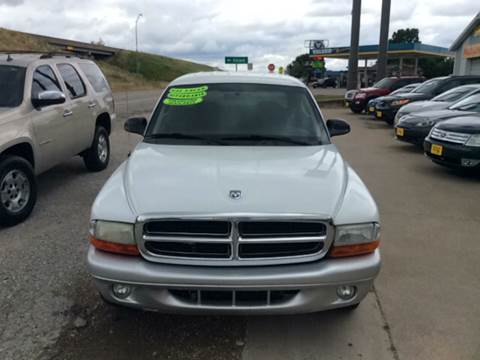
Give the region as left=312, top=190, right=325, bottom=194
left=286, top=54, right=312, bottom=80
left=419, top=57, right=454, bottom=78
left=390, top=28, right=420, bottom=43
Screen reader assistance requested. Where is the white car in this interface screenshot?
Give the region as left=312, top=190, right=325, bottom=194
left=87, top=72, right=381, bottom=314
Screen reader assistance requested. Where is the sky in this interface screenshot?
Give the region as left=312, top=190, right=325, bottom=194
left=0, top=0, right=477, bottom=72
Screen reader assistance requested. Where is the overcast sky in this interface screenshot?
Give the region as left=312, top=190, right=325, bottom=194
left=0, top=0, right=477, bottom=71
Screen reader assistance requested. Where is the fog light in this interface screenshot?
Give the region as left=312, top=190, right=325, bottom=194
left=112, top=284, right=132, bottom=299
left=337, top=285, right=357, bottom=300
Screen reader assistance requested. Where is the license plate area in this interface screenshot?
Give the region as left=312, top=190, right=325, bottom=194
left=396, top=127, right=404, bottom=136
left=431, top=144, right=443, bottom=156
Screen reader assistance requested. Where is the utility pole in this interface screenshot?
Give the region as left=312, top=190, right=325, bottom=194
left=376, top=0, right=391, bottom=81
left=347, top=0, right=361, bottom=90
left=135, top=13, right=143, bottom=74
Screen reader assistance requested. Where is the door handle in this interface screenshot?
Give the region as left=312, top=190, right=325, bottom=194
left=88, top=102, right=97, bottom=109
left=63, top=109, right=73, bottom=117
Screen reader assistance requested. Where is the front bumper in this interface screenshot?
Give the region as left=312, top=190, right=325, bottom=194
left=424, top=138, right=480, bottom=169
left=394, top=125, right=431, bottom=146
left=87, top=246, right=381, bottom=314
left=374, top=105, right=399, bottom=122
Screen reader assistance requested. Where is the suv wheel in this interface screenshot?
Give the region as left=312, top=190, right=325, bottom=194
left=0, top=156, right=37, bottom=227
left=83, top=126, right=110, bottom=172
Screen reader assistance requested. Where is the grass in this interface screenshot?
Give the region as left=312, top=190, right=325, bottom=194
left=0, top=27, right=213, bottom=92
left=314, top=95, right=344, bottom=103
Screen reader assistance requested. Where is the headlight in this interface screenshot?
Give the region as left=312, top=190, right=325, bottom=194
left=465, top=134, right=480, bottom=147
left=90, top=220, right=139, bottom=255
left=391, top=99, right=410, bottom=107
left=415, top=119, right=435, bottom=127
left=331, top=223, right=380, bottom=258
left=355, top=92, right=366, bottom=99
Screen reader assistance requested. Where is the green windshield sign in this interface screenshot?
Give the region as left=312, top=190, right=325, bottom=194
left=225, top=56, right=248, bottom=64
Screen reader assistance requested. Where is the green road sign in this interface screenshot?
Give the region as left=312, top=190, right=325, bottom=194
left=225, top=56, right=249, bottom=64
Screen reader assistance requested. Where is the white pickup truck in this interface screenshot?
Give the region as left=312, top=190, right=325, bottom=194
left=87, top=72, right=381, bottom=314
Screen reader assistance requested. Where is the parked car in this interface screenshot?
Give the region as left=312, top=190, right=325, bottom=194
left=345, top=76, right=423, bottom=113
left=367, top=83, right=421, bottom=115
left=0, top=53, right=115, bottom=226
left=394, top=92, right=480, bottom=146
left=375, top=76, right=480, bottom=124
left=394, top=84, right=480, bottom=125
left=87, top=72, right=381, bottom=314
left=312, top=77, right=337, bottom=88
left=424, top=116, right=480, bottom=170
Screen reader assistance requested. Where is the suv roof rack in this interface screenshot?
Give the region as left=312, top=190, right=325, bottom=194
left=0, top=50, right=82, bottom=59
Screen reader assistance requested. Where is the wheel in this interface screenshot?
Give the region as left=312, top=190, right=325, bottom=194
left=350, top=104, right=363, bottom=114
left=83, top=126, right=110, bottom=172
left=0, top=156, right=37, bottom=227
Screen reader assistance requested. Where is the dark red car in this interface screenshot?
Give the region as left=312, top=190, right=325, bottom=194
left=347, top=76, right=424, bottom=113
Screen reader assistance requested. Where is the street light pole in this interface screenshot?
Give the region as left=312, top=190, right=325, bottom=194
left=347, top=0, right=362, bottom=90
left=376, top=0, right=391, bottom=81
left=135, top=13, right=143, bottom=74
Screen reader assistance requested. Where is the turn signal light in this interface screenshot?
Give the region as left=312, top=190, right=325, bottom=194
left=330, top=240, right=380, bottom=258
left=90, top=236, right=140, bottom=256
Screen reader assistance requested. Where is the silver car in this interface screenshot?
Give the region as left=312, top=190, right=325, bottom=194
left=87, top=72, right=380, bottom=314
left=0, top=52, right=115, bottom=226
left=394, top=84, right=480, bottom=125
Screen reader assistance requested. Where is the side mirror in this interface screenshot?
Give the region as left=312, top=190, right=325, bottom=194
left=124, top=117, right=147, bottom=135
left=32, top=90, right=66, bottom=108
left=327, top=119, right=351, bottom=137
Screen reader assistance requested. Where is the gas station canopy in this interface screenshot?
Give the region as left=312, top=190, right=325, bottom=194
left=310, top=42, right=452, bottom=59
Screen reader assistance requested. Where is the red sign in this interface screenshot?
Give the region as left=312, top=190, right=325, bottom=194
left=268, top=63, right=275, bottom=72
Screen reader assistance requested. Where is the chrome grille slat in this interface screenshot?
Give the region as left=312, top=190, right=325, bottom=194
left=431, top=128, right=471, bottom=144
left=136, top=215, right=333, bottom=266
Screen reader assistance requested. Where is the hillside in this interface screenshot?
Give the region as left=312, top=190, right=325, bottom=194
left=0, top=28, right=213, bottom=91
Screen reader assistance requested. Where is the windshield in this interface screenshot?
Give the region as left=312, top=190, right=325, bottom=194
left=373, top=78, right=396, bottom=89
left=412, top=79, right=441, bottom=94
left=449, top=93, right=480, bottom=112
left=146, top=83, right=329, bottom=146
left=0, top=65, right=26, bottom=107
left=432, top=86, right=478, bottom=102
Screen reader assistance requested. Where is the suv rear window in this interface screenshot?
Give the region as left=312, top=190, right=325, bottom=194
left=78, top=63, right=110, bottom=93
left=57, top=63, right=86, bottom=98
left=146, top=83, right=329, bottom=146
left=0, top=65, right=26, bottom=107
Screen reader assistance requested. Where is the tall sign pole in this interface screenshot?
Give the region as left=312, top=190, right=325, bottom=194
left=347, top=0, right=361, bottom=90
left=376, top=0, right=391, bottom=81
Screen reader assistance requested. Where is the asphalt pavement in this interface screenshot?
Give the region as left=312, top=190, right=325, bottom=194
left=0, top=90, right=479, bottom=360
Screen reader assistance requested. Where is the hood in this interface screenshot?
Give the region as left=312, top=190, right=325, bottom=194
left=436, top=116, right=480, bottom=133
left=400, top=109, right=476, bottom=125
left=393, top=92, right=430, bottom=102
left=358, top=87, right=389, bottom=95
left=399, top=100, right=449, bottom=115
left=123, top=143, right=348, bottom=218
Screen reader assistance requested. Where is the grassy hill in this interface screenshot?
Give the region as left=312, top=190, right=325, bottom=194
left=0, top=28, right=213, bottom=91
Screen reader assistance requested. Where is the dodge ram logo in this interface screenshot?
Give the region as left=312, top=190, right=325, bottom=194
left=229, top=190, right=242, bottom=200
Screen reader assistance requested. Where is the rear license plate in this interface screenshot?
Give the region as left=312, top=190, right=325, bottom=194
left=344, top=101, right=349, bottom=107
left=431, top=144, right=443, bottom=156
left=396, top=128, right=404, bottom=137
left=376, top=111, right=382, bottom=118
left=369, top=106, right=375, bottom=112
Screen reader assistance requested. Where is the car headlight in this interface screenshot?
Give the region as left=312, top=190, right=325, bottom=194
left=415, top=119, right=435, bottom=127
left=331, top=223, right=380, bottom=257
left=391, top=99, right=410, bottom=107
left=465, top=134, right=480, bottom=147
left=89, top=220, right=139, bottom=255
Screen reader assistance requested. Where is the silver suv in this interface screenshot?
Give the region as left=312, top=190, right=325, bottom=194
left=0, top=52, right=115, bottom=226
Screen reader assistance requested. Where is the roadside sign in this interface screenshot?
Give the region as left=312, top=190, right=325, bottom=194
left=268, top=63, right=275, bottom=72
left=225, top=56, right=249, bottom=64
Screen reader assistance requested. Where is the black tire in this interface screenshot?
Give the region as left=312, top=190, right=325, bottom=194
left=83, top=126, right=110, bottom=172
left=0, top=155, right=37, bottom=227
left=350, top=104, right=363, bottom=114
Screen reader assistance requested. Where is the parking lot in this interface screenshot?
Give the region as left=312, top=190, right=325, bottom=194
left=0, top=90, right=479, bottom=360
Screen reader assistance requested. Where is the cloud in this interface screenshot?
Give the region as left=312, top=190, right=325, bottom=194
left=0, top=0, right=477, bottom=72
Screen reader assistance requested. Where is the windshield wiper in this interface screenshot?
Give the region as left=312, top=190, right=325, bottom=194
left=144, top=133, right=227, bottom=145
left=220, top=134, right=317, bottom=145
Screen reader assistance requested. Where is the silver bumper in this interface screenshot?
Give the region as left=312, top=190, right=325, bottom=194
left=87, top=246, right=381, bottom=314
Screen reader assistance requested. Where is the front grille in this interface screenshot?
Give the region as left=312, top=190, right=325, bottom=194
left=169, top=289, right=299, bottom=307
left=137, top=217, right=331, bottom=266
left=431, top=128, right=471, bottom=144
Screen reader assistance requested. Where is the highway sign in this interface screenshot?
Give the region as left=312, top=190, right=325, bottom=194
left=268, top=63, right=275, bottom=72
left=225, top=56, right=249, bottom=64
